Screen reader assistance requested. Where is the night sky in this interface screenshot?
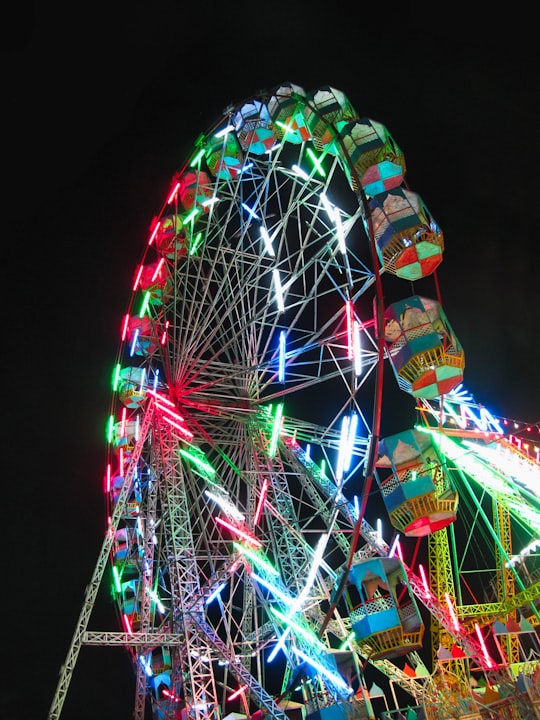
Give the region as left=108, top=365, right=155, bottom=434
left=4, top=4, right=539, bottom=720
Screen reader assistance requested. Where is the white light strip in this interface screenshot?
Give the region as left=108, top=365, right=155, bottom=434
left=273, top=269, right=285, bottom=312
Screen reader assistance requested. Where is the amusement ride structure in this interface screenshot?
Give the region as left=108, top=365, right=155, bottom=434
left=48, top=83, right=540, bottom=720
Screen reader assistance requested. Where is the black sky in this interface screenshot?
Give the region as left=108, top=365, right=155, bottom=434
left=4, top=4, right=539, bottom=720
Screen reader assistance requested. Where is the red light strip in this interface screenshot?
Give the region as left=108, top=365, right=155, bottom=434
left=121, top=314, right=130, bottom=341
left=227, top=685, right=248, bottom=702
left=161, top=415, right=193, bottom=440
left=475, top=623, right=496, bottom=668
left=133, top=264, right=144, bottom=291
left=215, top=517, right=262, bottom=547
left=147, top=388, right=175, bottom=406
left=346, top=300, right=354, bottom=360
left=148, top=221, right=161, bottom=246
left=253, top=478, right=268, bottom=525
left=167, top=182, right=180, bottom=205
left=151, top=258, right=166, bottom=282
left=155, top=401, right=184, bottom=422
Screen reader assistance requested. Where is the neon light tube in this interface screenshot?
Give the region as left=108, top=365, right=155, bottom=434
left=336, top=415, right=350, bottom=481
left=260, top=226, right=276, bottom=256
left=148, top=588, right=165, bottom=613
left=112, top=566, right=122, bottom=593
left=139, top=654, right=153, bottom=677
left=306, top=148, right=325, bottom=177
left=159, top=409, right=188, bottom=432
left=233, top=542, right=279, bottom=575
left=292, top=164, right=309, bottom=180
left=241, top=202, right=260, bottom=221
left=139, top=368, right=146, bottom=393
left=337, top=413, right=357, bottom=480
left=121, top=314, right=130, bottom=341
left=445, top=593, right=461, bottom=632
left=475, top=623, right=495, bottom=668
left=421, top=391, right=504, bottom=435
left=346, top=301, right=354, bottom=360
left=155, top=402, right=184, bottom=422
left=227, top=685, right=248, bottom=702
left=269, top=617, right=294, bottom=661
left=278, top=331, right=286, bottom=382
left=345, top=414, right=357, bottom=472
left=129, top=329, right=139, bottom=357
left=183, top=207, right=200, bottom=225
left=267, top=627, right=291, bottom=662
left=189, top=231, right=203, bottom=255
left=339, top=632, right=356, bottom=651
left=253, top=478, right=268, bottom=525
left=205, top=582, right=226, bottom=605
left=275, top=120, right=294, bottom=134
left=334, top=210, right=345, bottom=253
left=292, top=647, right=351, bottom=692
left=107, top=415, right=114, bottom=444
left=179, top=447, right=216, bottom=477
left=160, top=322, right=168, bottom=345
left=418, top=563, right=429, bottom=592
left=151, top=258, right=165, bottom=282
left=148, top=221, right=160, bottom=245
left=133, top=264, right=144, bottom=291
left=162, top=689, right=176, bottom=701
left=214, top=124, right=235, bottom=138
left=120, top=407, right=127, bottom=437
left=112, top=363, right=121, bottom=391
left=353, top=321, right=362, bottom=376
left=189, top=148, right=205, bottom=167
left=273, top=270, right=285, bottom=312
left=394, top=539, right=403, bottom=561
left=320, top=192, right=335, bottom=220
left=205, top=490, right=244, bottom=521
left=166, top=182, right=180, bottom=205
left=215, top=517, right=262, bottom=547
left=147, top=388, right=175, bottom=406
left=251, top=573, right=293, bottom=605
left=162, top=415, right=194, bottom=439
left=295, top=532, right=328, bottom=607
left=269, top=606, right=325, bottom=650
left=269, top=403, right=283, bottom=457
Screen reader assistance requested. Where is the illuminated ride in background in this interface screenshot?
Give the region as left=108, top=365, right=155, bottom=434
left=48, top=84, right=540, bottom=720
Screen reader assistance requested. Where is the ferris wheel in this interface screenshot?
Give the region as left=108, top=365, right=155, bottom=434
left=48, top=84, right=540, bottom=720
